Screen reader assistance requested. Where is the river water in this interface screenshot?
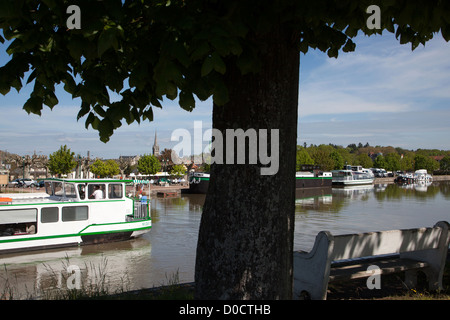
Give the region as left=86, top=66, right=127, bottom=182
left=1, top=181, right=449, bottom=298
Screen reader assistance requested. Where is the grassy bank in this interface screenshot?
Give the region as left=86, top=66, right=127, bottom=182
left=111, top=259, right=450, bottom=300
left=2, top=261, right=448, bottom=300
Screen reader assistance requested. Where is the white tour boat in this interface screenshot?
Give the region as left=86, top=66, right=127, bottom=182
left=332, top=165, right=375, bottom=186
left=0, top=178, right=151, bottom=254
left=414, top=169, right=433, bottom=183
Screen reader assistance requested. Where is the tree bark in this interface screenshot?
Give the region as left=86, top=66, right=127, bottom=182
left=194, top=25, right=300, bottom=299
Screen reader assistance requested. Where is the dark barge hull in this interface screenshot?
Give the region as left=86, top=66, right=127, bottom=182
left=182, top=180, right=209, bottom=194
left=296, top=177, right=332, bottom=189
left=185, top=176, right=332, bottom=193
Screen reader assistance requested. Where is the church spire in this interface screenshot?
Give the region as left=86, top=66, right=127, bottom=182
left=152, top=130, right=160, bottom=156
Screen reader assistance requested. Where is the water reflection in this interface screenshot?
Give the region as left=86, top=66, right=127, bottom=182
left=374, top=181, right=440, bottom=202
left=0, top=194, right=205, bottom=298
left=0, top=237, right=152, bottom=298
left=1, top=182, right=449, bottom=298
left=294, top=181, right=450, bottom=251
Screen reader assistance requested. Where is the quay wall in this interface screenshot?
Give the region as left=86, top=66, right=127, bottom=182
left=432, top=175, right=450, bottom=181
left=374, top=175, right=450, bottom=184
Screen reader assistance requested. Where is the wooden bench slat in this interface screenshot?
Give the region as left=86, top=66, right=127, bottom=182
left=329, top=258, right=429, bottom=281
left=331, top=228, right=442, bottom=261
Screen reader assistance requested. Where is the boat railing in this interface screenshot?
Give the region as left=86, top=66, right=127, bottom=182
left=131, top=196, right=150, bottom=221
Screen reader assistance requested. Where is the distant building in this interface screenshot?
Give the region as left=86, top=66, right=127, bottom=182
left=152, top=131, right=160, bottom=157
left=430, top=156, right=444, bottom=162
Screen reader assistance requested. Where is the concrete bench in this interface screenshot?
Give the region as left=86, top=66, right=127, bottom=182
left=293, top=221, right=450, bottom=300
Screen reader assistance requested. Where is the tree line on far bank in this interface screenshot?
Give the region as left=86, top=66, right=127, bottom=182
left=296, top=143, right=450, bottom=174
left=47, top=145, right=187, bottom=178
left=25, top=142, right=450, bottom=178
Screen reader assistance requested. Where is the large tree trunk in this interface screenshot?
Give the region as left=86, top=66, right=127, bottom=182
left=194, top=25, right=300, bottom=299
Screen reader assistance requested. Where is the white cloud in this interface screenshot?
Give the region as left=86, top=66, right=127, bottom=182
left=0, top=94, right=213, bottom=158
left=299, top=33, right=450, bottom=118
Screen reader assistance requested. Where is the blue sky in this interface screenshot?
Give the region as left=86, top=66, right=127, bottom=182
left=0, top=31, right=449, bottom=159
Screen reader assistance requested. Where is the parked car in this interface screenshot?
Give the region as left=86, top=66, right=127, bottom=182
left=23, top=178, right=37, bottom=187
left=36, top=180, right=45, bottom=188
left=9, top=178, right=24, bottom=187
left=12, top=178, right=38, bottom=187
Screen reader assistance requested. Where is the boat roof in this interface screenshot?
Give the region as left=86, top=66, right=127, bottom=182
left=191, top=172, right=210, bottom=177
left=41, top=178, right=134, bottom=184
left=296, top=171, right=314, bottom=176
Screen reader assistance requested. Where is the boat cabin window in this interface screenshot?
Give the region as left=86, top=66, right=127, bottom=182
left=65, top=183, right=77, bottom=198
left=88, top=184, right=105, bottom=199
left=332, top=171, right=351, bottom=177
left=108, top=184, right=123, bottom=199
left=62, top=206, right=88, bottom=222
left=41, top=207, right=59, bottom=223
left=44, top=181, right=78, bottom=199
left=45, top=181, right=64, bottom=196
left=78, top=184, right=86, bottom=200
left=0, top=209, right=37, bottom=236
left=53, top=182, right=64, bottom=196
left=45, top=181, right=52, bottom=195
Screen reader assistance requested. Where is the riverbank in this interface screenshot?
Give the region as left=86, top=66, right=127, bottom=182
left=111, top=253, right=450, bottom=300
left=374, top=175, right=450, bottom=184
left=2, top=175, right=449, bottom=194
left=148, top=184, right=189, bottom=196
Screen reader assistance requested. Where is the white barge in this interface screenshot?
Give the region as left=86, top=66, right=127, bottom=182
left=332, top=165, right=374, bottom=186
left=0, top=178, right=151, bottom=254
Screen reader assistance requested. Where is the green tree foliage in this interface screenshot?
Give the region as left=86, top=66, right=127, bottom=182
left=374, top=155, right=387, bottom=169
left=440, top=156, right=450, bottom=171
left=90, top=159, right=106, bottom=178
left=347, top=143, right=358, bottom=153
left=414, top=154, right=439, bottom=172
left=384, top=153, right=401, bottom=172
left=337, top=147, right=356, bottom=166
left=330, top=150, right=344, bottom=170
left=170, top=164, right=186, bottom=178
left=137, top=154, right=161, bottom=175
left=297, top=144, right=449, bottom=173
left=309, top=145, right=335, bottom=171
left=296, top=147, right=314, bottom=170
left=400, top=155, right=415, bottom=172
left=48, top=145, right=77, bottom=177
left=356, top=153, right=373, bottom=169
left=90, top=159, right=120, bottom=178
left=201, top=163, right=211, bottom=172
